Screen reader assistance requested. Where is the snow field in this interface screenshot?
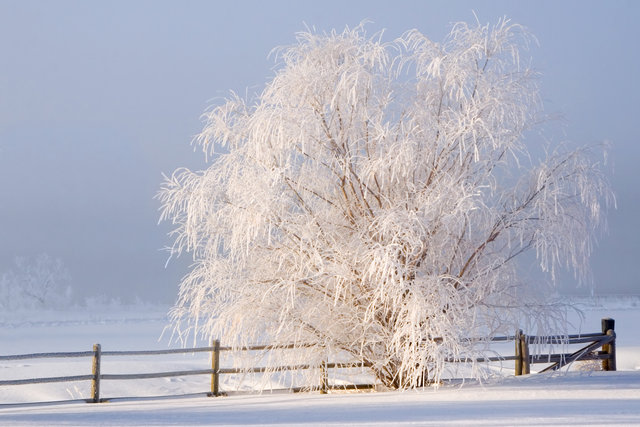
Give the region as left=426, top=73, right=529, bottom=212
left=1, top=298, right=639, bottom=425
left=1, top=371, right=639, bottom=426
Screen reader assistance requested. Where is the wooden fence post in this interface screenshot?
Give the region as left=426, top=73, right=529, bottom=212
left=520, top=333, right=530, bottom=375
left=90, top=343, right=101, bottom=403
left=515, top=329, right=522, bottom=376
left=320, top=360, right=328, bottom=394
left=602, top=318, right=616, bottom=371
left=210, top=339, right=220, bottom=396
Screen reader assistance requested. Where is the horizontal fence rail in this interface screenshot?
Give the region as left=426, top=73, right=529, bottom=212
left=0, top=375, right=95, bottom=386
left=0, top=351, right=94, bottom=361
left=0, top=318, right=616, bottom=404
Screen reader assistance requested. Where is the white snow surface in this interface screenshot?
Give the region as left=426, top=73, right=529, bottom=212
left=1, top=298, right=639, bottom=426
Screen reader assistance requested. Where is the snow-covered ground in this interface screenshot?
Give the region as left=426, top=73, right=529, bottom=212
left=1, top=298, right=639, bottom=426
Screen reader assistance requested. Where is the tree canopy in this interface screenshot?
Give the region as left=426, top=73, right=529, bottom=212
left=159, top=20, right=611, bottom=388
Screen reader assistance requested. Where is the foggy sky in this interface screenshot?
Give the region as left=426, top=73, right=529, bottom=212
left=1, top=0, right=638, bottom=303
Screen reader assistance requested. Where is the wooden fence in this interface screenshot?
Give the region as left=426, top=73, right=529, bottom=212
left=513, top=318, right=616, bottom=375
left=0, top=318, right=616, bottom=404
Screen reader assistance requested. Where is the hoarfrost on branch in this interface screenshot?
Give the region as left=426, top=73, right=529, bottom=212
left=158, top=20, right=612, bottom=389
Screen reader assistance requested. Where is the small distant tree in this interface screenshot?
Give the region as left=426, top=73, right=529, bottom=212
left=159, top=20, right=611, bottom=388
left=0, top=254, right=72, bottom=310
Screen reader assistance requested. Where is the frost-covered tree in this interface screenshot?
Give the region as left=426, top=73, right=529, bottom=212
left=159, top=20, right=611, bottom=388
left=0, top=253, right=72, bottom=310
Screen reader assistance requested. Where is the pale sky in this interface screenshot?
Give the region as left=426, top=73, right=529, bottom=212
left=1, top=0, right=638, bottom=302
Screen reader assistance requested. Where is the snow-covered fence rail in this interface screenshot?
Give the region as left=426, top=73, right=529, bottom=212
left=0, top=345, right=220, bottom=403
left=0, top=318, right=616, bottom=404
left=0, top=350, right=95, bottom=388
left=0, top=341, right=372, bottom=403
left=513, top=317, right=617, bottom=375
left=99, top=342, right=372, bottom=400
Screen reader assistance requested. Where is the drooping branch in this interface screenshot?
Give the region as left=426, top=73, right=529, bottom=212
left=159, top=20, right=611, bottom=391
